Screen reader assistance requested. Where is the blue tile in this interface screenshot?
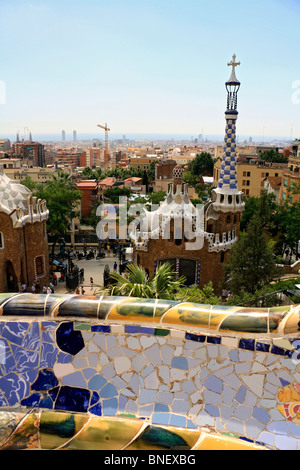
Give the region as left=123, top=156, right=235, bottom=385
left=169, top=414, right=186, bottom=427
left=252, top=407, right=270, bottom=425
left=56, top=322, right=84, bottom=356
left=88, top=374, right=107, bottom=391
left=205, top=404, right=220, bottom=417
left=125, top=325, right=139, bottom=334
left=204, top=375, right=223, bottom=394
left=154, top=403, right=169, bottom=413
left=102, top=397, right=118, bottom=416
left=32, top=369, right=58, bottom=391
left=185, top=333, right=206, bottom=343
left=100, top=383, right=118, bottom=398
left=207, top=336, right=221, bottom=344
left=271, top=345, right=286, bottom=356
left=239, top=339, right=255, bottom=351
left=21, top=393, right=41, bottom=407
left=256, top=342, right=270, bottom=352
left=171, top=357, right=188, bottom=370
left=89, top=402, right=102, bottom=416
left=236, top=385, right=247, bottom=404
left=55, top=386, right=90, bottom=413
left=140, top=327, right=155, bottom=335
left=152, top=413, right=170, bottom=425
left=91, top=325, right=110, bottom=333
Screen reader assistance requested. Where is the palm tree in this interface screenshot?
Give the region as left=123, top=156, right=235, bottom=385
left=107, top=262, right=186, bottom=300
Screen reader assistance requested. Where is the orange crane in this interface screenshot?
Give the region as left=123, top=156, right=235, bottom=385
left=97, top=123, right=110, bottom=164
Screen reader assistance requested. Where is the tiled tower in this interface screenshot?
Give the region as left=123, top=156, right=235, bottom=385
left=212, top=54, right=244, bottom=213
left=130, top=55, right=245, bottom=292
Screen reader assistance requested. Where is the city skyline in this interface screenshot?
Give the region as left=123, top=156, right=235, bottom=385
left=0, top=0, right=300, bottom=139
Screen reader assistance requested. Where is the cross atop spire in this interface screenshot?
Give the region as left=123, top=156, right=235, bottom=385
left=227, top=54, right=240, bottom=83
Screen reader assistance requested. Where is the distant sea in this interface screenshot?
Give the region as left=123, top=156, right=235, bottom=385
left=0, top=132, right=293, bottom=144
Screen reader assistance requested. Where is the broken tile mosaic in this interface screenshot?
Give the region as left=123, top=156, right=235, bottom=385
left=0, top=293, right=299, bottom=450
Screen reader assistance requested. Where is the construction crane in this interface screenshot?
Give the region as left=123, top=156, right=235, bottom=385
left=97, top=123, right=110, bottom=165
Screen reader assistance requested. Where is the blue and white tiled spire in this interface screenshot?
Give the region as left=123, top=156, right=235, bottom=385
left=218, top=117, right=238, bottom=190
left=218, top=54, right=240, bottom=191
left=212, top=54, right=244, bottom=213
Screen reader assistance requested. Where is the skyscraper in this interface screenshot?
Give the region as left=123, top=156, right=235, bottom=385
left=73, top=130, right=77, bottom=142
left=62, top=130, right=66, bottom=141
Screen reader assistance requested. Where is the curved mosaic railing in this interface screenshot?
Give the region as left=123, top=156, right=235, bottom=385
left=0, top=292, right=300, bottom=450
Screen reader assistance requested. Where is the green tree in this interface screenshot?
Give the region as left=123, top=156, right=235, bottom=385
left=103, top=187, right=132, bottom=203
left=275, top=201, right=300, bottom=261
left=225, top=212, right=282, bottom=295
left=186, top=152, right=215, bottom=176
left=22, top=173, right=82, bottom=270
left=175, top=282, right=220, bottom=304
left=107, top=262, right=186, bottom=299
left=259, top=149, right=288, bottom=164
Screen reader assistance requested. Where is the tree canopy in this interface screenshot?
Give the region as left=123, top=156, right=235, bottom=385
left=259, top=149, right=288, bottom=164
left=21, top=172, right=82, bottom=247
left=225, top=211, right=283, bottom=295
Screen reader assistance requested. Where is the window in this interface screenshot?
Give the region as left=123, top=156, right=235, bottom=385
left=35, top=256, right=45, bottom=277
left=0, top=233, right=3, bottom=249
left=247, top=171, right=251, bottom=177
left=220, top=252, right=225, bottom=263
left=284, top=179, right=288, bottom=187
left=246, top=180, right=250, bottom=186
left=226, top=215, right=231, bottom=224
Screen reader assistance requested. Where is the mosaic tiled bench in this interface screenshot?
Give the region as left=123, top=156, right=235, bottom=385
left=0, top=293, right=300, bottom=450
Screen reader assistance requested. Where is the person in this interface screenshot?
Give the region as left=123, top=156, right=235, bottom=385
left=21, top=283, right=26, bottom=293
left=49, top=282, right=55, bottom=293
left=52, top=273, right=57, bottom=285
left=35, top=279, right=40, bottom=293
left=43, top=285, right=47, bottom=294
left=113, top=261, right=117, bottom=272
left=222, top=288, right=227, bottom=302
left=81, top=286, right=85, bottom=295
left=46, top=286, right=52, bottom=294
left=75, top=286, right=80, bottom=294
left=90, top=277, right=93, bottom=287
left=31, top=284, right=36, bottom=294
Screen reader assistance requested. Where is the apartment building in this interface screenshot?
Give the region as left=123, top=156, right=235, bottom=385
left=12, top=141, right=45, bottom=167
left=280, top=140, right=300, bottom=204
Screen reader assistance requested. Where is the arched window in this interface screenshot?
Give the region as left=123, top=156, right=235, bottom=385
left=35, top=256, right=45, bottom=277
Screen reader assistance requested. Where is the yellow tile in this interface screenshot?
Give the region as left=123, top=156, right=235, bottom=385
left=1, top=410, right=40, bottom=450
left=161, top=303, right=210, bottom=328
left=283, top=309, right=300, bottom=335
left=193, top=432, right=266, bottom=450
left=61, top=417, right=145, bottom=450
left=39, top=411, right=89, bottom=449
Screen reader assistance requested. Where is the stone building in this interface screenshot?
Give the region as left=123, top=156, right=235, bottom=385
left=0, top=168, right=49, bottom=292
left=130, top=55, right=245, bottom=292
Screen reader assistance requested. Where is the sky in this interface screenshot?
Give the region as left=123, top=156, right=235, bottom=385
left=0, top=0, right=300, bottom=140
